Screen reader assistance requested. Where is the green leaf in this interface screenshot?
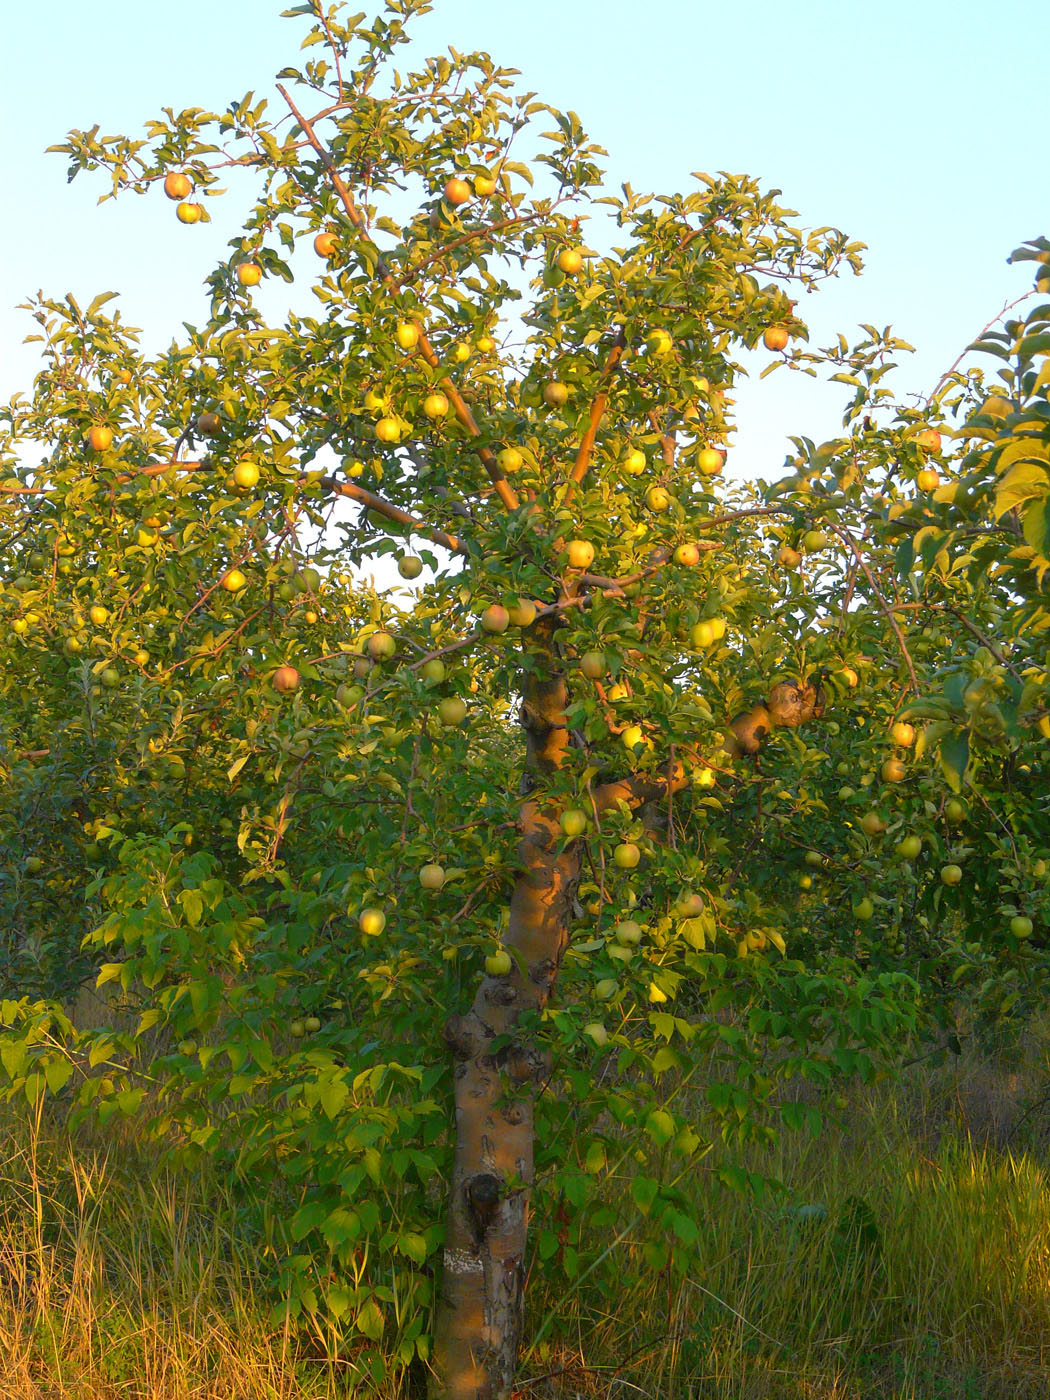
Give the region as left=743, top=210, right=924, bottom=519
left=939, top=731, right=969, bottom=794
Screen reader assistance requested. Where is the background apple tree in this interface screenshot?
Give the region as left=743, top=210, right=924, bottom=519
left=1, top=3, right=1048, bottom=1396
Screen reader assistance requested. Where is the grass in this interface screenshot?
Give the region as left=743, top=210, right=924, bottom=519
left=1, top=1018, right=1049, bottom=1399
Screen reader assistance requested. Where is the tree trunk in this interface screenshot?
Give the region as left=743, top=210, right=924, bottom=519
left=430, top=651, right=574, bottom=1400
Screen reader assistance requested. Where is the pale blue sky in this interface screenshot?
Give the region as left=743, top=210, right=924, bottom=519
left=2, top=0, right=1044, bottom=477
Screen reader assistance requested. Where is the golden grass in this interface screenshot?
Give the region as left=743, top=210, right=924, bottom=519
left=0, top=1018, right=1048, bottom=1399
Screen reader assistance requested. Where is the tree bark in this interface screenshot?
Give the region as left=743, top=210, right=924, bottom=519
left=430, top=640, right=576, bottom=1400
left=428, top=658, right=824, bottom=1398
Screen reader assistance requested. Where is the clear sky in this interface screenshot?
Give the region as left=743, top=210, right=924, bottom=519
left=1, top=0, right=1045, bottom=478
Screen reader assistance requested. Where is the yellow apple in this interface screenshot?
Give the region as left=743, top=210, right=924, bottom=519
left=566, top=539, right=595, bottom=569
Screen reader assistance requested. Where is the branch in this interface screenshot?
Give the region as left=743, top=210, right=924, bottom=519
left=276, top=83, right=520, bottom=514
left=829, top=523, right=920, bottom=693
left=564, top=331, right=627, bottom=500
left=321, top=475, right=465, bottom=555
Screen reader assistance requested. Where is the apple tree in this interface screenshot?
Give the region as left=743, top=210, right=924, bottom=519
left=1, top=4, right=1047, bottom=1397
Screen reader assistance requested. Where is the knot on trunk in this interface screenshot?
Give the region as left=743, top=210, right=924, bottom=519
left=443, top=1013, right=476, bottom=1060
left=465, top=1171, right=502, bottom=1241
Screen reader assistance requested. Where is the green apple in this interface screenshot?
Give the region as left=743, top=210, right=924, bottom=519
left=561, top=808, right=589, bottom=838
left=614, top=920, right=643, bottom=946
left=804, top=850, right=824, bottom=868
left=438, top=696, right=467, bottom=726
left=645, top=486, right=671, bottom=512
left=582, top=1022, right=608, bottom=1046
left=304, top=1016, right=321, bottom=1033
left=1010, top=915, right=1033, bottom=938
left=419, top=864, right=446, bottom=890
left=398, top=555, right=423, bottom=579
left=485, top=949, right=512, bottom=976
left=896, top=835, right=922, bottom=860
left=367, top=631, right=396, bottom=661
left=940, top=864, right=963, bottom=887
left=594, top=978, right=618, bottom=1000
left=580, top=651, right=606, bottom=680
left=945, top=799, right=966, bottom=824
left=421, top=659, right=446, bottom=684
left=358, top=907, right=387, bottom=936
left=853, top=896, right=874, bottom=921
left=614, top=842, right=641, bottom=869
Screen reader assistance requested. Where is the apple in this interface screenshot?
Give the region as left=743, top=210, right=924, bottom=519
left=481, top=605, right=510, bottom=634
left=237, top=263, right=262, bottom=287
left=860, top=812, right=887, bottom=837
left=419, top=864, right=446, bottom=891
left=359, top=907, right=387, bottom=937
left=646, top=329, right=673, bottom=356
left=891, top=721, right=916, bottom=748
left=762, top=325, right=790, bottom=351
left=613, top=842, right=641, bottom=870
left=798, top=873, right=813, bottom=890
left=438, top=696, right=467, bottom=726
left=100, top=667, right=120, bottom=689
left=583, top=1022, right=608, bottom=1046
left=1010, top=915, right=1033, bottom=939
left=303, top=611, right=318, bottom=625
left=375, top=416, right=402, bottom=443
left=422, top=392, right=450, bottom=420
left=805, top=850, right=824, bottom=868
left=606, top=683, right=629, bottom=702
left=272, top=666, right=300, bottom=694
left=221, top=568, right=248, bottom=594
left=421, top=659, right=446, bottom=683
left=839, top=666, right=860, bottom=688
left=853, top=896, right=874, bottom=921
left=696, top=447, right=724, bottom=476
left=543, top=381, right=569, bottom=408
left=778, top=546, right=802, bottom=570
left=690, top=618, right=725, bottom=648
left=176, top=201, right=203, bottom=224
left=982, top=395, right=1010, bottom=418
left=940, top=864, right=963, bottom=886
left=945, top=799, right=966, bottom=823
left=88, top=605, right=109, bottom=626
left=561, top=808, right=589, bottom=838
left=313, top=230, right=339, bottom=258
left=233, top=460, right=260, bottom=489
left=580, top=651, right=606, bottom=680
left=367, top=631, right=396, bottom=661
left=334, top=683, right=360, bottom=707
left=196, top=411, right=222, bottom=436
left=594, top=978, right=618, bottom=1000
left=557, top=248, right=584, bottom=275
left=881, top=758, right=907, bottom=784
left=896, top=835, right=922, bottom=860
left=444, top=177, right=472, bottom=205
left=566, top=539, right=595, bottom=570
left=473, top=174, right=497, bottom=197
left=916, top=468, right=941, bottom=491
left=485, top=948, right=512, bottom=976
left=621, top=725, right=647, bottom=752
left=614, top=920, right=643, bottom=946
left=395, top=322, right=419, bottom=350
left=163, top=171, right=192, bottom=200
left=476, top=335, right=495, bottom=353
left=451, top=343, right=470, bottom=363
left=915, top=428, right=942, bottom=452
left=693, top=766, right=716, bottom=789
left=508, top=599, right=538, bottom=627
left=676, top=892, right=705, bottom=917
left=86, top=425, right=114, bottom=452
left=24, top=857, right=44, bottom=875
left=497, top=447, right=522, bottom=473
left=674, top=542, right=701, bottom=566
left=803, top=529, right=830, bottom=551
left=397, top=555, right=424, bottom=581
left=646, top=486, right=671, bottom=512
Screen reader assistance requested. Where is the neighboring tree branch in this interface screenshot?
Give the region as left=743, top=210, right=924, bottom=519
left=564, top=331, right=627, bottom=499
